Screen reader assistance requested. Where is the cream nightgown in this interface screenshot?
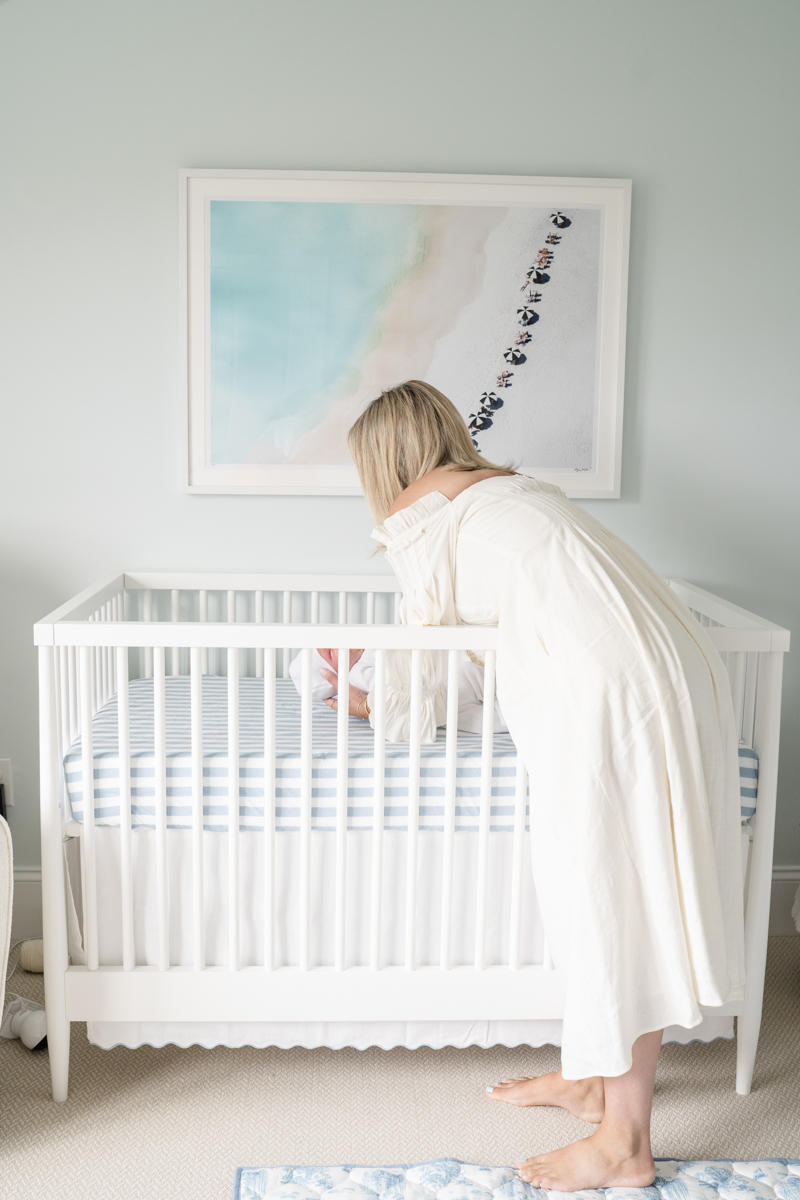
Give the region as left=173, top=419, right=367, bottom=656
left=369, top=474, right=745, bottom=1080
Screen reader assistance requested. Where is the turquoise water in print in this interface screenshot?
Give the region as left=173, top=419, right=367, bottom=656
left=209, top=201, right=426, bottom=465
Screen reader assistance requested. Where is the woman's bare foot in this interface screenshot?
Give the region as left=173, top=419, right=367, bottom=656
left=516, top=1126, right=656, bottom=1191
left=485, top=1070, right=604, bottom=1123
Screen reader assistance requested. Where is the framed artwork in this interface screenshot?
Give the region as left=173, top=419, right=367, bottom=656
left=181, top=169, right=631, bottom=497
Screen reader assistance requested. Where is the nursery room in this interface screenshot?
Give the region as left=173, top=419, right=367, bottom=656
left=1, top=0, right=799, bottom=1196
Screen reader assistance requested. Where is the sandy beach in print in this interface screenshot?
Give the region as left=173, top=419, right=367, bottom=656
left=238, top=205, right=505, bottom=469
left=210, top=199, right=603, bottom=477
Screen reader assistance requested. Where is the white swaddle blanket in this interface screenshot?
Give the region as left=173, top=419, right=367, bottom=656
left=289, top=648, right=508, bottom=736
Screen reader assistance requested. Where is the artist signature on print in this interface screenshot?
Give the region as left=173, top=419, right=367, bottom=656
left=468, top=211, right=571, bottom=451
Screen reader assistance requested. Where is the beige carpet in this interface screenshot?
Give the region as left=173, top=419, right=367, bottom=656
left=2, top=938, right=798, bottom=1199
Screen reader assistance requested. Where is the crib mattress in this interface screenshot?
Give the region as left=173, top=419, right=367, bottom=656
left=64, top=675, right=758, bottom=831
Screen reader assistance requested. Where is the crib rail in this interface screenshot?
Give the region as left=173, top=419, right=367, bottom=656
left=36, top=572, right=789, bottom=1102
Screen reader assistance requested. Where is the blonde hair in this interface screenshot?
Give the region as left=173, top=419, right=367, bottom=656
left=348, top=380, right=515, bottom=523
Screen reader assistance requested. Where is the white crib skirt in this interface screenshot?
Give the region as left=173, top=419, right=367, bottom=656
left=65, top=828, right=734, bottom=1051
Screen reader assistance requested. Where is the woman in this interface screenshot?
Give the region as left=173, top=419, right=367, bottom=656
left=323, top=380, right=744, bottom=1192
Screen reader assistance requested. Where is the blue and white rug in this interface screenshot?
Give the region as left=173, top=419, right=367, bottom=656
left=233, top=1158, right=800, bottom=1200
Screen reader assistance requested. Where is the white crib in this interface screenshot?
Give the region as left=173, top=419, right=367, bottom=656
left=34, top=572, right=789, bottom=1102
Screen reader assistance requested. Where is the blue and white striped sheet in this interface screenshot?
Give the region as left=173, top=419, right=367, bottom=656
left=738, top=743, right=758, bottom=819
left=64, top=676, right=522, bottom=834
left=63, top=676, right=759, bottom=833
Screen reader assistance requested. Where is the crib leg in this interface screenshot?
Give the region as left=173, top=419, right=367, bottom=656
left=736, top=1014, right=757, bottom=1096
left=39, top=645, right=72, bottom=1101
left=736, top=944, right=767, bottom=1096
left=47, top=1010, right=71, bottom=1103
left=735, top=650, right=783, bottom=1097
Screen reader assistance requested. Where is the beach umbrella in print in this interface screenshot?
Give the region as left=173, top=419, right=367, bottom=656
left=468, top=412, right=493, bottom=432
left=526, top=268, right=546, bottom=283
left=517, top=306, right=539, bottom=326
left=478, top=392, right=503, bottom=411
left=504, top=346, right=526, bottom=364
left=550, top=211, right=570, bottom=228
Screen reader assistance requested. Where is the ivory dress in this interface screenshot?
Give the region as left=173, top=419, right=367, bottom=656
left=369, top=474, right=745, bottom=1080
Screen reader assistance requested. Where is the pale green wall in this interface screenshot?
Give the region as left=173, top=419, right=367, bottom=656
left=1, top=0, right=798, bottom=870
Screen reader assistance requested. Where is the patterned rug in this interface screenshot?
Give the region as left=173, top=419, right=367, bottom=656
left=233, top=1158, right=800, bottom=1200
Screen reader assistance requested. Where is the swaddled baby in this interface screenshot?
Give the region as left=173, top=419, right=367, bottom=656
left=289, top=648, right=507, bottom=734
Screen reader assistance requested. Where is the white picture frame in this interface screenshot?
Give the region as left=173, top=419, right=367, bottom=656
left=181, top=169, right=631, bottom=498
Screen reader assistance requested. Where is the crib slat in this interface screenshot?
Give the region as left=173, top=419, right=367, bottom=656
left=153, top=646, right=169, bottom=972
left=311, top=591, right=320, bottom=624
left=53, top=650, right=63, bottom=792
left=338, top=591, right=347, bottom=625
left=255, top=590, right=265, bottom=679
left=405, top=649, right=423, bottom=971
left=199, top=589, right=209, bottom=676
left=79, top=646, right=99, bottom=971
left=92, top=643, right=100, bottom=714
left=369, top=649, right=386, bottom=972
left=394, top=593, right=401, bottom=624
left=227, top=589, right=236, bottom=623
left=58, top=646, right=71, bottom=759
left=110, top=601, right=117, bottom=694
left=335, top=649, right=350, bottom=972
left=282, top=590, right=292, bottom=679
left=439, top=649, right=460, bottom=971
left=299, top=647, right=312, bottom=971
left=68, top=645, right=78, bottom=747
left=263, top=647, right=276, bottom=971
left=474, top=649, right=496, bottom=971
left=729, top=650, right=746, bottom=740
left=227, top=647, right=240, bottom=971
left=171, top=589, right=180, bottom=676
left=742, top=652, right=758, bottom=747
left=508, top=759, right=528, bottom=970
left=190, top=646, right=205, bottom=972
left=143, top=588, right=153, bottom=678
left=100, top=607, right=109, bottom=703
left=116, top=646, right=134, bottom=972
left=366, top=592, right=375, bottom=625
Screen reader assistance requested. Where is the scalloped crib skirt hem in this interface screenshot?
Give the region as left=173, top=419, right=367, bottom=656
left=86, top=1015, right=733, bottom=1051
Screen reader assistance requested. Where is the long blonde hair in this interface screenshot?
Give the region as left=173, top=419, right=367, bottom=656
left=348, top=380, right=515, bottom=523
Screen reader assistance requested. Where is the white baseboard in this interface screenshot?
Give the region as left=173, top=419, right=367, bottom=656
left=10, top=866, right=800, bottom=944
left=11, top=869, right=43, bottom=940
left=770, top=866, right=800, bottom=935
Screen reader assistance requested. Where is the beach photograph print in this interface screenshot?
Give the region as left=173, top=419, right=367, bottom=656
left=184, top=173, right=630, bottom=495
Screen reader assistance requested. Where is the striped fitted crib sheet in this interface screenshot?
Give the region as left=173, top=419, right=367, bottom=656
left=63, top=675, right=759, bottom=833
left=64, top=676, right=521, bottom=833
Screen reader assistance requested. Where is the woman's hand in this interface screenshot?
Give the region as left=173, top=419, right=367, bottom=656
left=316, top=652, right=371, bottom=715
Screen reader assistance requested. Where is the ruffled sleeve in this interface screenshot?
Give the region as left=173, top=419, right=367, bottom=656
left=368, top=492, right=458, bottom=743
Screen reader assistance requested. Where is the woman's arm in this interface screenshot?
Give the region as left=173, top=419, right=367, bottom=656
left=318, top=649, right=447, bottom=742
left=366, top=649, right=447, bottom=742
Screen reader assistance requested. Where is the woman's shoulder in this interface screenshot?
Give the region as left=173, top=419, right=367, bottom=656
left=386, top=467, right=512, bottom=518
